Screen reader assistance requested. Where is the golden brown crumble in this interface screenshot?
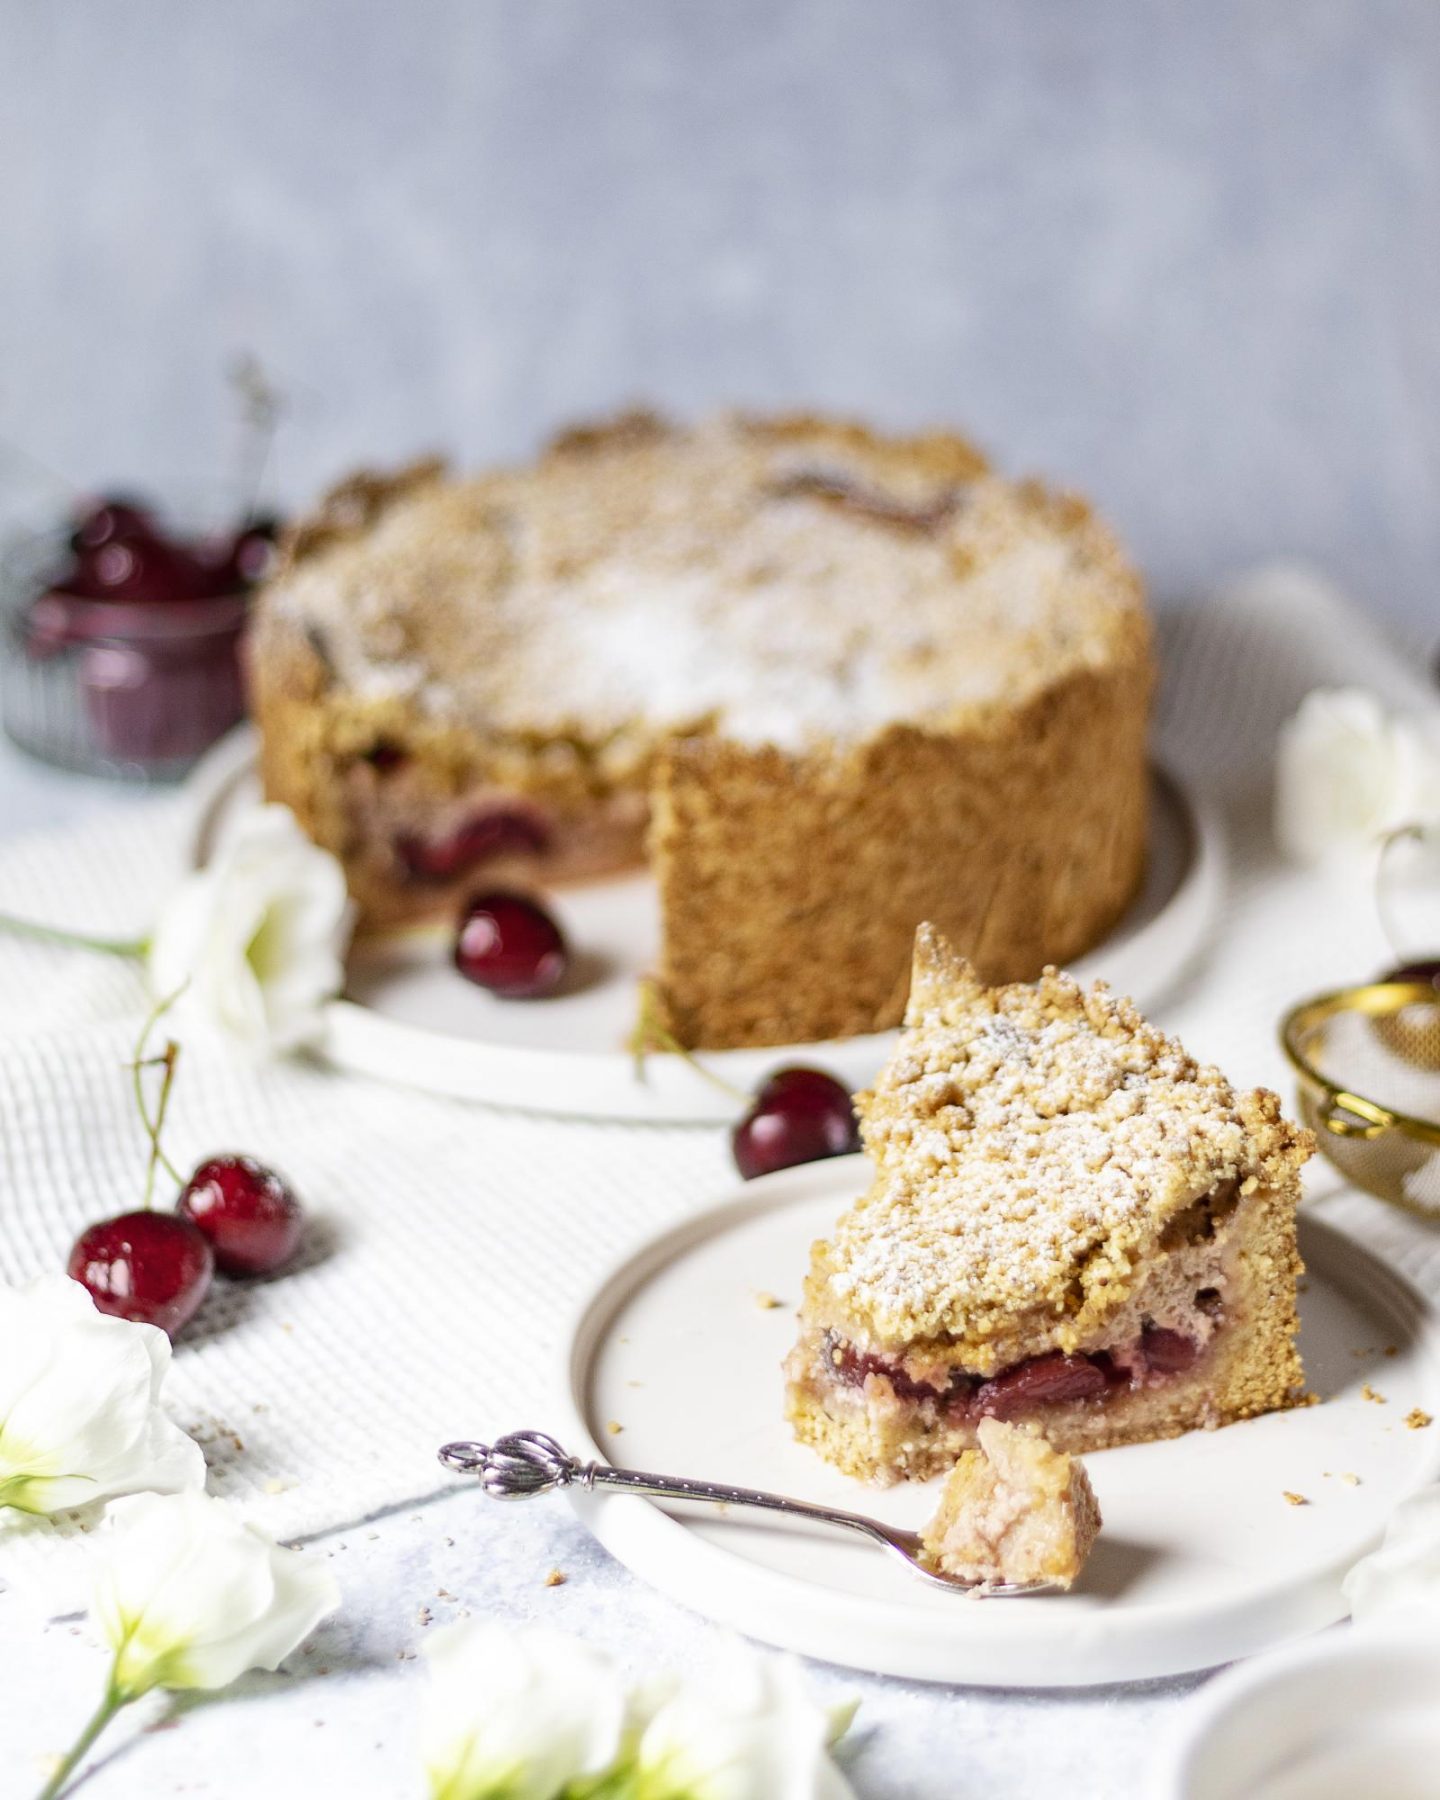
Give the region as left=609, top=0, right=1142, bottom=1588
left=812, top=927, right=1312, bottom=1351
left=267, top=413, right=1142, bottom=751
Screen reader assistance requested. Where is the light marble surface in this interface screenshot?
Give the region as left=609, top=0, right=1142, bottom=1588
left=12, top=1482, right=1211, bottom=1800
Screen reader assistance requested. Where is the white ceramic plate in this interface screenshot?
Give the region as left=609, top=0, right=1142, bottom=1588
left=1158, top=1628, right=1440, bottom=1799
left=556, top=1157, right=1440, bottom=1687
left=188, top=728, right=1224, bottom=1122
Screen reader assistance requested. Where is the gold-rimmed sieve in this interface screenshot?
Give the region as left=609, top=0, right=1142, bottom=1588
left=1280, top=981, right=1440, bottom=1218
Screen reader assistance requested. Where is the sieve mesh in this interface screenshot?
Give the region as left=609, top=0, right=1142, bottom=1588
left=1284, top=983, right=1440, bottom=1218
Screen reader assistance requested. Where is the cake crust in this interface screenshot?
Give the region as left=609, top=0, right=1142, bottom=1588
left=920, top=1418, right=1101, bottom=1589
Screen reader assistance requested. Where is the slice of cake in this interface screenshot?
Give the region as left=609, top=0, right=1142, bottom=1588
left=920, top=1419, right=1101, bottom=1589
left=785, top=926, right=1312, bottom=1483
left=250, top=412, right=1153, bottom=1049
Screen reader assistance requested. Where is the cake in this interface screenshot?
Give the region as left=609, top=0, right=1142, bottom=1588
left=784, top=925, right=1312, bottom=1483
left=250, top=412, right=1153, bottom=1049
left=920, top=1418, right=1101, bottom=1589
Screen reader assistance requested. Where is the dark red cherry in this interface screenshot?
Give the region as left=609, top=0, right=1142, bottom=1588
left=976, top=1351, right=1110, bottom=1419
left=178, top=1154, right=304, bottom=1278
left=454, top=891, right=568, bottom=997
left=68, top=1211, right=214, bottom=1336
left=732, top=1066, right=861, bottom=1180
left=187, top=516, right=281, bottom=595
left=1381, top=959, right=1440, bottom=992
left=69, top=497, right=160, bottom=554
left=233, top=516, right=281, bottom=584
left=63, top=535, right=197, bottom=603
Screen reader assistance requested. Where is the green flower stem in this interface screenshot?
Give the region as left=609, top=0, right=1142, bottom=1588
left=0, top=910, right=149, bottom=960
left=628, top=978, right=748, bottom=1103
left=138, top=1043, right=181, bottom=1208
left=34, top=1676, right=128, bottom=1800
left=130, top=987, right=187, bottom=1199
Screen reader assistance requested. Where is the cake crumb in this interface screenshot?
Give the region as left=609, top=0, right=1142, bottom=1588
left=755, top=1291, right=785, bottom=1310
left=1340, top=1472, right=1361, bottom=1486
left=1384, top=1345, right=1399, bottom=1357
left=1282, top=1491, right=1308, bottom=1506
left=1405, top=1408, right=1432, bottom=1430
left=544, top=1568, right=567, bottom=1588
left=416, top=1606, right=432, bottom=1627
left=605, top=1420, right=623, bottom=1436
left=1361, top=1384, right=1386, bottom=1404
left=262, top=1477, right=293, bottom=1496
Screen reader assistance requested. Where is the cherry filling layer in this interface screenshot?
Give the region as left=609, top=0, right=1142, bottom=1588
left=825, top=1317, right=1211, bottom=1423
left=393, top=803, right=552, bottom=883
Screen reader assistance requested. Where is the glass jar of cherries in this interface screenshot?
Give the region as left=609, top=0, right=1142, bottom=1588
left=0, top=495, right=279, bottom=780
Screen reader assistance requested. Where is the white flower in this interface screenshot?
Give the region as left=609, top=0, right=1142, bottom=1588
left=1275, top=688, right=1440, bottom=863
left=1343, top=1484, right=1440, bottom=1628
left=148, top=803, right=352, bottom=1055
left=420, top=1620, right=631, bottom=1800
left=0, top=1277, right=204, bottom=1516
left=630, top=1642, right=856, bottom=1800
left=93, top=1490, right=339, bottom=1699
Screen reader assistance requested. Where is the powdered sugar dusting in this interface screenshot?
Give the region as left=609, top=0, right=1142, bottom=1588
left=818, top=943, right=1308, bottom=1348
left=268, top=415, right=1143, bottom=752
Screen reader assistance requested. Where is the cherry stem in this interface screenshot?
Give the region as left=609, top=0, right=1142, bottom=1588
left=228, top=352, right=283, bottom=523
left=0, top=910, right=149, bottom=959
left=131, top=988, right=187, bottom=1202
left=33, top=1676, right=127, bottom=1800
left=628, top=978, right=748, bottom=1102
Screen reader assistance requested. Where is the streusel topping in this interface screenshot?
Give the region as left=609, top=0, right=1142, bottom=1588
left=265, top=413, right=1145, bottom=753
left=814, top=926, right=1311, bottom=1348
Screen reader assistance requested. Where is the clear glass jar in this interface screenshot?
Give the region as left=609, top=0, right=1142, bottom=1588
left=0, top=520, right=253, bottom=781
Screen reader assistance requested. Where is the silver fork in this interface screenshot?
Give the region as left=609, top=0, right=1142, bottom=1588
left=438, top=1429, right=1056, bottom=1597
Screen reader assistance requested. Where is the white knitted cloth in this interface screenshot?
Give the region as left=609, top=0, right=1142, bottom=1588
left=1, top=564, right=1436, bottom=1587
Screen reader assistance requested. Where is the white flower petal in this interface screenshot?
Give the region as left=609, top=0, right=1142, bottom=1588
left=1276, top=688, right=1440, bottom=863
left=148, top=804, right=353, bottom=1057
left=633, top=1642, right=856, bottom=1800
left=94, top=1491, right=339, bottom=1697
left=0, top=1278, right=203, bottom=1515
left=420, top=1620, right=630, bottom=1800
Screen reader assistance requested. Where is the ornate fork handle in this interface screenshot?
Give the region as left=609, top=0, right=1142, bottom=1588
left=438, top=1429, right=923, bottom=1559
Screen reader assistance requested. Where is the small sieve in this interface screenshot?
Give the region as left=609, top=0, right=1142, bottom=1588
left=1281, top=980, right=1440, bottom=1218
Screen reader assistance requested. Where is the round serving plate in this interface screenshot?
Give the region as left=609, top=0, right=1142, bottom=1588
left=556, top=1157, right=1440, bottom=1688
left=186, top=727, right=1224, bottom=1122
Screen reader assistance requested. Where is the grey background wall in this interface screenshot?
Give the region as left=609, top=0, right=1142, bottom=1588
left=3, top=0, right=1437, bottom=632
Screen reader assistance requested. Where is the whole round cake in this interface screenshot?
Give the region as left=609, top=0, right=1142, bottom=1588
left=250, top=411, right=1153, bottom=1048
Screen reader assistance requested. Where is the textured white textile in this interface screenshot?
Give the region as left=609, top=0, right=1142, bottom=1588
left=0, top=563, right=1436, bottom=1595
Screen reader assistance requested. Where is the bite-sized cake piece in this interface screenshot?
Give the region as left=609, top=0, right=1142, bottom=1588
left=785, top=926, right=1312, bottom=1483
left=250, top=412, right=1153, bottom=1049
left=921, top=1418, right=1101, bottom=1589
